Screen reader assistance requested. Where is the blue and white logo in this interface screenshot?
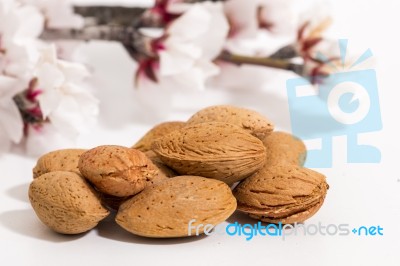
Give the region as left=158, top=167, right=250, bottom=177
left=286, top=39, right=382, bottom=168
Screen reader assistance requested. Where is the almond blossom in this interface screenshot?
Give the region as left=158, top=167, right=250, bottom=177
left=18, top=0, right=84, bottom=29
left=293, top=4, right=339, bottom=83
left=0, top=0, right=43, bottom=153
left=224, top=0, right=296, bottom=39
left=32, top=45, right=99, bottom=141
left=136, top=1, right=229, bottom=91
left=0, top=76, right=24, bottom=153
left=223, top=0, right=296, bottom=52
left=0, top=0, right=98, bottom=155
left=0, top=0, right=44, bottom=78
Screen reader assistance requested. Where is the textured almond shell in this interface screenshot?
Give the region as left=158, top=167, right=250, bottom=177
left=78, top=145, right=158, bottom=197
left=262, top=131, right=306, bottom=167
left=233, top=165, right=328, bottom=224
left=152, top=122, right=267, bottom=185
left=33, top=149, right=87, bottom=178
left=187, top=105, right=274, bottom=140
left=29, top=171, right=109, bottom=234
left=132, top=121, right=186, bottom=152
left=249, top=199, right=325, bottom=224
left=115, top=176, right=237, bottom=238
left=144, top=150, right=177, bottom=179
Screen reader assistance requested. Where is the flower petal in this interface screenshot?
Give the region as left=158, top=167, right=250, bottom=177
left=14, top=5, right=44, bottom=40
left=224, top=0, right=260, bottom=39
left=167, top=4, right=211, bottom=41
left=159, top=41, right=201, bottom=76
left=0, top=76, right=24, bottom=143
left=36, top=62, right=65, bottom=89
left=58, top=59, right=90, bottom=81
left=0, top=125, right=12, bottom=154
left=37, top=88, right=62, bottom=119
left=192, top=2, right=229, bottom=59
left=25, top=123, right=76, bottom=156
left=0, top=104, right=24, bottom=143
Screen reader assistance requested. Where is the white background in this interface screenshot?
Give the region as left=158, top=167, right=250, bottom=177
left=1, top=0, right=399, bottom=265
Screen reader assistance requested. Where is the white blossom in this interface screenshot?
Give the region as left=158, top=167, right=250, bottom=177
left=24, top=122, right=76, bottom=156
left=33, top=45, right=99, bottom=139
left=223, top=0, right=296, bottom=50
left=18, top=0, right=84, bottom=29
left=0, top=0, right=43, bottom=154
left=0, top=0, right=44, bottom=78
left=0, top=0, right=99, bottom=155
left=0, top=76, right=24, bottom=153
left=138, top=1, right=229, bottom=91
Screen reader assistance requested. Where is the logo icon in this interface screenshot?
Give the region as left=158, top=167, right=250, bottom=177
left=286, top=39, right=382, bottom=167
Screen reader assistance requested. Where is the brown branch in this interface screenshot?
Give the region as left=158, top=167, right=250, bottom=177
left=74, top=6, right=146, bottom=26
left=40, top=25, right=134, bottom=45
left=218, top=51, right=304, bottom=75
left=40, top=27, right=304, bottom=75
left=73, top=1, right=226, bottom=26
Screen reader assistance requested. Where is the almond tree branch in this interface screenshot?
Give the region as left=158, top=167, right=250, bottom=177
left=40, top=25, right=134, bottom=44
left=74, top=6, right=146, bottom=26
left=40, top=27, right=304, bottom=75
left=269, top=45, right=298, bottom=59
left=217, top=51, right=304, bottom=75
left=73, top=1, right=226, bottom=26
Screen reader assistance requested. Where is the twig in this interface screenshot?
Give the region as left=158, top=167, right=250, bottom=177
left=43, top=1, right=305, bottom=76
left=218, top=51, right=304, bottom=75
left=40, top=27, right=304, bottom=75
left=74, top=6, right=146, bottom=26
left=73, top=1, right=226, bottom=26
left=40, top=25, right=134, bottom=45
left=269, top=45, right=298, bottom=59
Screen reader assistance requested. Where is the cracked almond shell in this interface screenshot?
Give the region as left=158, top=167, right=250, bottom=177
left=233, top=165, right=328, bottom=224
left=262, top=131, right=306, bottom=167
left=115, top=176, right=237, bottom=238
left=187, top=105, right=274, bottom=140
left=152, top=122, right=267, bottom=185
left=78, top=145, right=158, bottom=197
left=29, top=171, right=109, bottom=234
left=33, top=149, right=87, bottom=178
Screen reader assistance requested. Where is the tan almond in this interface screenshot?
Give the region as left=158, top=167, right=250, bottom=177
left=263, top=131, right=307, bottom=167
left=233, top=165, right=328, bottom=224
left=132, top=121, right=186, bottom=152
left=152, top=122, right=267, bottom=185
left=29, top=171, right=109, bottom=234
left=115, top=176, right=237, bottom=238
left=144, top=150, right=177, bottom=178
left=33, top=149, right=87, bottom=178
left=78, top=145, right=158, bottom=197
left=187, top=105, right=274, bottom=139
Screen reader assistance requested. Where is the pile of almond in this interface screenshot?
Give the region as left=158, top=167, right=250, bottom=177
left=29, top=105, right=329, bottom=238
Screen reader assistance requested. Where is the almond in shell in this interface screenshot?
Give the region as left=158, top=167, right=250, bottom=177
left=187, top=105, right=274, bottom=140
left=144, top=150, right=177, bottom=178
left=263, top=131, right=306, bottom=166
left=29, top=171, right=109, bottom=234
left=78, top=145, right=158, bottom=197
left=115, top=176, right=237, bottom=238
left=33, top=149, right=87, bottom=178
left=233, top=165, right=328, bottom=224
left=152, top=122, right=267, bottom=185
left=132, top=121, right=186, bottom=152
